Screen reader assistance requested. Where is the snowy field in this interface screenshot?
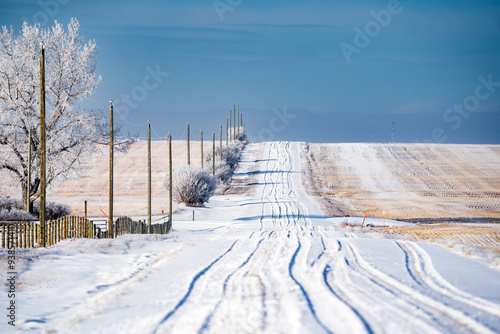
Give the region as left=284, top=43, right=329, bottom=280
left=302, top=143, right=500, bottom=220
left=1, top=141, right=500, bottom=333
left=0, top=140, right=228, bottom=217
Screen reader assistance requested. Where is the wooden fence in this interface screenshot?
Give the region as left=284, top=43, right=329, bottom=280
left=1, top=215, right=171, bottom=248
left=114, top=217, right=171, bottom=237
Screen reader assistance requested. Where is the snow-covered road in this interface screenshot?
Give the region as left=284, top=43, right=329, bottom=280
left=4, top=142, right=500, bottom=333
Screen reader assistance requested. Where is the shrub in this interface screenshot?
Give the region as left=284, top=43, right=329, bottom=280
left=204, top=142, right=246, bottom=184
left=33, top=200, right=71, bottom=220
left=0, top=196, right=71, bottom=221
left=165, top=165, right=217, bottom=206
left=213, top=161, right=232, bottom=184
left=0, top=208, right=35, bottom=221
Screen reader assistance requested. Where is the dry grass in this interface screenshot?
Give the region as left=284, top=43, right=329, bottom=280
left=0, top=140, right=228, bottom=217
left=302, top=143, right=500, bottom=220
left=378, top=224, right=500, bottom=258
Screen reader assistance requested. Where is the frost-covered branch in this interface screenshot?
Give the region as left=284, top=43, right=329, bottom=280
left=0, top=19, right=104, bottom=211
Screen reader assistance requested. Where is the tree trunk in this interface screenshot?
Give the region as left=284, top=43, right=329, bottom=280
left=21, top=182, right=34, bottom=213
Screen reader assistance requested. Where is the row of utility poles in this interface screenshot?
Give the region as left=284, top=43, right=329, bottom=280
left=36, top=43, right=244, bottom=245
left=107, top=103, right=244, bottom=238
left=186, top=104, right=244, bottom=168
left=107, top=103, right=175, bottom=237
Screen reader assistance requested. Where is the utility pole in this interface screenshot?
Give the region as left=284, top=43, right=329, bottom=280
left=226, top=118, right=228, bottom=145
left=220, top=125, right=223, bottom=160
left=109, top=101, right=114, bottom=238
left=187, top=122, right=190, bottom=165
left=200, top=130, right=204, bottom=169
left=27, top=128, right=31, bottom=213
left=39, top=42, right=46, bottom=247
left=147, top=121, right=151, bottom=234
left=212, top=132, right=215, bottom=176
left=168, top=133, right=172, bottom=231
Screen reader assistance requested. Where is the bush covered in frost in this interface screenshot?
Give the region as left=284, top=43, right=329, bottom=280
left=204, top=141, right=246, bottom=184
left=213, top=161, right=232, bottom=184
left=0, top=196, right=71, bottom=221
left=0, top=208, right=35, bottom=221
left=165, top=165, right=217, bottom=206
left=33, top=200, right=71, bottom=219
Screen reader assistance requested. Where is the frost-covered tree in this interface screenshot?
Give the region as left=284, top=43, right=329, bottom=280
left=0, top=19, right=103, bottom=212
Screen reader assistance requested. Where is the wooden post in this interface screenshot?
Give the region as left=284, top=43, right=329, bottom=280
left=109, top=101, right=114, bottom=238
left=233, top=104, right=236, bottom=142
left=226, top=118, right=228, bottom=145
left=200, top=130, right=204, bottom=169
left=220, top=125, right=223, bottom=160
left=229, top=110, right=232, bottom=142
left=21, top=223, right=26, bottom=248
left=187, top=122, right=190, bottom=165
left=237, top=105, right=240, bottom=140
left=212, top=132, right=215, bottom=176
left=147, top=122, right=151, bottom=234
left=30, top=223, right=35, bottom=247
left=84, top=200, right=87, bottom=220
left=39, top=42, right=46, bottom=247
left=168, top=133, right=172, bottom=232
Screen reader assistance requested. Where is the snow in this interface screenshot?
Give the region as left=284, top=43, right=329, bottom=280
left=1, top=141, right=499, bottom=333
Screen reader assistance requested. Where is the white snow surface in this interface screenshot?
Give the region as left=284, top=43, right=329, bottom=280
left=1, top=141, right=500, bottom=334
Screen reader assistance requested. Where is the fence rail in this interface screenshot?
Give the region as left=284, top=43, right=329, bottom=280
left=1, top=215, right=171, bottom=248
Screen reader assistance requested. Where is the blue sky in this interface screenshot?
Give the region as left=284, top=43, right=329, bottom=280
left=1, top=0, right=499, bottom=143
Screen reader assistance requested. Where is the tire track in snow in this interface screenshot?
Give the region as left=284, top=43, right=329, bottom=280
left=199, top=238, right=266, bottom=333
left=339, top=240, right=496, bottom=334
left=49, top=243, right=188, bottom=332
left=396, top=241, right=500, bottom=332
left=288, top=236, right=332, bottom=334
left=153, top=240, right=238, bottom=333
